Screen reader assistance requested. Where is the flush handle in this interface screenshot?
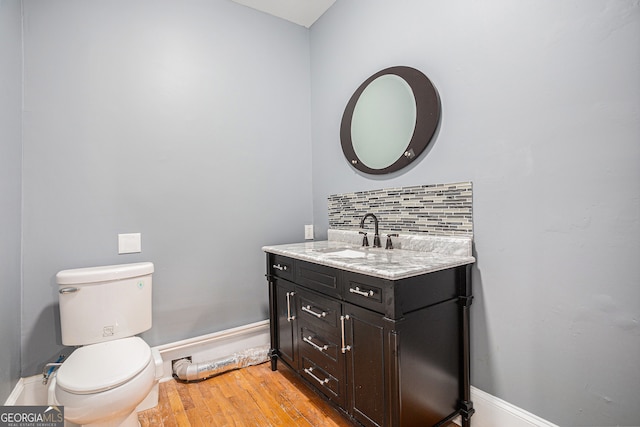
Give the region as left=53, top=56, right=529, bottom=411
left=59, top=287, right=79, bottom=294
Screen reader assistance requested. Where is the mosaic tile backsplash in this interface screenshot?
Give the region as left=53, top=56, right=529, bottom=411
left=328, top=182, right=473, bottom=237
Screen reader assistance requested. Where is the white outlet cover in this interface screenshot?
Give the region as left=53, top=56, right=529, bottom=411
left=304, top=225, right=314, bottom=240
left=118, top=233, right=141, bottom=254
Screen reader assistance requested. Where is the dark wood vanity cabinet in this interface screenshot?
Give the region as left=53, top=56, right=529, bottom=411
left=266, top=254, right=474, bottom=427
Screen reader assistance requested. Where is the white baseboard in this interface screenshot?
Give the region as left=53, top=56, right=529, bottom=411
left=4, top=377, right=24, bottom=405
left=3, top=374, right=50, bottom=406
left=5, top=320, right=556, bottom=427
left=451, top=386, right=558, bottom=427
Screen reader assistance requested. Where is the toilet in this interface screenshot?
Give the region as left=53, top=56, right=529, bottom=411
left=49, top=262, right=159, bottom=427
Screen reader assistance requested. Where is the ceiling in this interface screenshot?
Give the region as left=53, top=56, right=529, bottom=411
left=231, top=0, right=336, bottom=28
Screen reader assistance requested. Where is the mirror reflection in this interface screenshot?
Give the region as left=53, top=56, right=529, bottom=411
left=351, top=75, right=417, bottom=170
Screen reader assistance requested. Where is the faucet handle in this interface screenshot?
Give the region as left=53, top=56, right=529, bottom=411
left=385, top=234, right=399, bottom=249
left=359, top=231, right=369, bottom=247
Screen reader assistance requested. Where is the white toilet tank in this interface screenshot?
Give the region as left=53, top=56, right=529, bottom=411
left=56, top=262, right=154, bottom=346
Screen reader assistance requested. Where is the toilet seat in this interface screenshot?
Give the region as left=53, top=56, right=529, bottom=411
left=56, top=336, right=151, bottom=394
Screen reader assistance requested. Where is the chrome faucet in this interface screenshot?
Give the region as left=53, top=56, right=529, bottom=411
left=360, top=213, right=381, bottom=248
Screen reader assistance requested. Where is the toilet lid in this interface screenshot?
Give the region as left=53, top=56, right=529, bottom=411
left=56, top=336, right=152, bottom=394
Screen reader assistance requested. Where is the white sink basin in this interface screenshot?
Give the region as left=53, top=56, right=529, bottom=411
left=314, top=247, right=369, bottom=259
left=324, top=249, right=367, bottom=259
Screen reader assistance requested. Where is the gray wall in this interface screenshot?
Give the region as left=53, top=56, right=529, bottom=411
left=5, top=1, right=640, bottom=425
left=0, top=0, right=23, bottom=402
left=20, top=0, right=313, bottom=376
left=309, top=1, right=640, bottom=426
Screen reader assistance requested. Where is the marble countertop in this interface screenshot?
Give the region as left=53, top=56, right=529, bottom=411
left=262, top=230, right=475, bottom=280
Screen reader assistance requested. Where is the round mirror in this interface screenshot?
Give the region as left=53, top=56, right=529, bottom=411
left=340, top=66, right=440, bottom=175
left=351, top=75, right=416, bottom=169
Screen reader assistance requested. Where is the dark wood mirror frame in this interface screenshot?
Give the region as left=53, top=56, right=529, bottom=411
left=340, top=66, right=441, bottom=175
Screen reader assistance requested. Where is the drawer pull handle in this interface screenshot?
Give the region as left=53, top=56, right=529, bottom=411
left=304, top=367, right=329, bottom=385
left=273, top=263, right=288, bottom=271
left=302, top=305, right=327, bottom=318
left=349, top=286, right=374, bottom=297
left=303, top=336, right=328, bottom=352
left=340, top=315, right=351, bottom=353
left=286, top=292, right=296, bottom=322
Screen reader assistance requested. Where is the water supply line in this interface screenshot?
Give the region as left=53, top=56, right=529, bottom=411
left=42, top=355, right=66, bottom=385
left=172, top=345, right=269, bottom=383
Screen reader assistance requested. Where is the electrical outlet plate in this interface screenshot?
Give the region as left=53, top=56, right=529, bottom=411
left=304, top=224, right=314, bottom=240
left=118, top=233, right=141, bottom=254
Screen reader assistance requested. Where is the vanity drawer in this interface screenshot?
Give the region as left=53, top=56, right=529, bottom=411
left=269, top=254, right=295, bottom=281
left=299, top=325, right=341, bottom=375
left=300, top=325, right=340, bottom=363
left=301, top=356, right=344, bottom=406
left=343, top=271, right=388, bottom=315
left=296, top=260, right=341, bottom=298
left=296, top=288, right=341, bottom=336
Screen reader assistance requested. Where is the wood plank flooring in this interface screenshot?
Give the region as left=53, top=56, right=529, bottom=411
left=139, top=361, right=459, bottom=426
left=138, top=362, right=354, bottom=427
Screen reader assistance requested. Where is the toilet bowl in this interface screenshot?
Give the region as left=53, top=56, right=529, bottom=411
left=51, top=337, right=156, bottom=427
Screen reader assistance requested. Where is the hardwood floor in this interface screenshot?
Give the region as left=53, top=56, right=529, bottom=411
left=139, top=361, right=459, bottom=426
left=138, top=362, right=354, bottom=426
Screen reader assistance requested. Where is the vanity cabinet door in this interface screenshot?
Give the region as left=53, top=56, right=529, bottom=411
left=344, top=303, right=388, bottom=427
left=274, top=278, right=298, bottom=369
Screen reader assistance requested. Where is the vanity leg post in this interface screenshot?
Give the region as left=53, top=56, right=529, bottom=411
left=266, top=261, right=278, bottom=371
left=268, top=348, right=278, bottom=371
left=458, top=265, right=475, bottom=426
